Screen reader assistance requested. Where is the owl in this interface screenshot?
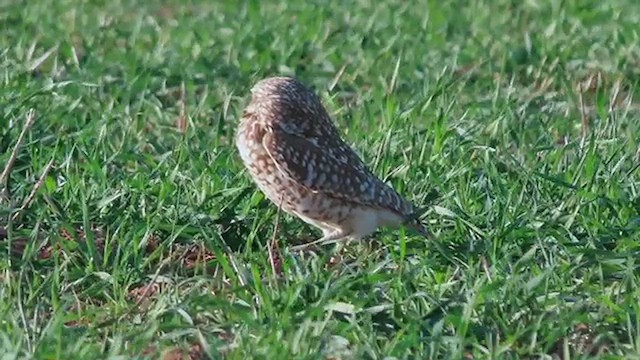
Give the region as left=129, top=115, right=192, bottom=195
left=236, top=76, right=430, bottom=250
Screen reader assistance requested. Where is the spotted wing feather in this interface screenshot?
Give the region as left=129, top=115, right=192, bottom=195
left=262, top=127, right=413, bottom=216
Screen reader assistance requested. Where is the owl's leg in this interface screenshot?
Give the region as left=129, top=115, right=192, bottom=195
left=290, top=228, right=351, bottom=251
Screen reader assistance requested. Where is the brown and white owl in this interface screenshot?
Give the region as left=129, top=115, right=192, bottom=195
left=236, top=76, right=430, bottom=250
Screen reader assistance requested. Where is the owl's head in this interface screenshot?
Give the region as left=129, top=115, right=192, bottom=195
left=245, top=76, right=335, bottom=137
left=404, top=215, right=431, bottom=239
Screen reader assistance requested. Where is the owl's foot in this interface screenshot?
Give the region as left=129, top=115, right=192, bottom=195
left=289, top=229, right=351, bottom=252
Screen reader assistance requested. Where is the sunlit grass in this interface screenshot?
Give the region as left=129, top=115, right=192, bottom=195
left=1, top=0, right=640, bottom=358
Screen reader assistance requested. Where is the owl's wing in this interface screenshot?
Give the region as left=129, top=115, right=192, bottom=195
left=262, top=127, right=411, bottom=216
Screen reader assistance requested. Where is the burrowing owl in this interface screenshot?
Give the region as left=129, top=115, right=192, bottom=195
left=236, top=76, right=430, bottom=250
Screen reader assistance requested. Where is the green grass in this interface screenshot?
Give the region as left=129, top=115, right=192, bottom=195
left=2, top=0, right=640, bottom=358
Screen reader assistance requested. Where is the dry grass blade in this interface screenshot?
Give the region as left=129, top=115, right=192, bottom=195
left=27, top=45, right=58, bottom=72
left=1, top=109, right=37, bottom=203
left=268, top=195, right=284, bottom=279
left=328, top=63, right=348, bottom=92
left=134, top=257, right=172, bottom=308
left=578, top=81, right=589, bottom=142
left=387, top=53, right=402, bottom=95
left=11, top=158, right=55, bottom=221
left=608, top=78, right=622, bottom=113
left=177, top=81, right=187, bottom=133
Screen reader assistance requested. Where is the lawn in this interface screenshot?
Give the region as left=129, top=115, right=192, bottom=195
left=1, top=0, right=640, bottom=358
